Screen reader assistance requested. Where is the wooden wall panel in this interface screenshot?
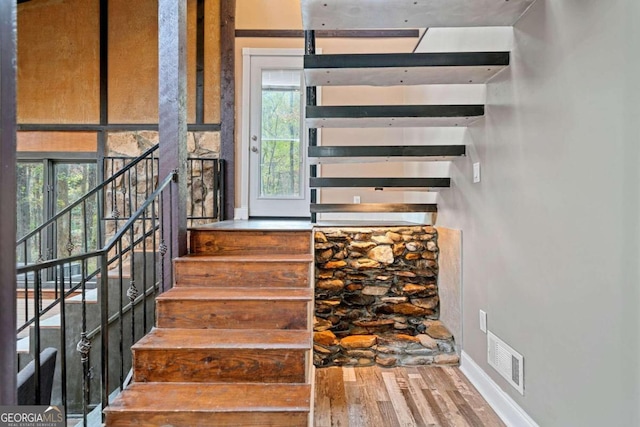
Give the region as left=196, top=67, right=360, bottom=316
left=108, top=0, right=158, bottom=123
left=108, top=0, right=201, bottom=124
left=17, top=0, right=100, bottom=124
left=205, top=0, right=221, bottom=123
left=17, top=132, right=97, bottom=153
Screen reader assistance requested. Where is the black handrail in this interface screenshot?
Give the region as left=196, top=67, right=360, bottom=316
left=16, top=144, right=159, bottom=250
left=16, top=171, right=176, bottom=424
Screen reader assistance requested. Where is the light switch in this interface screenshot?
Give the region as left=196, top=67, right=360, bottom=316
left=479, top=309, right=487, bottom=333
left=473, top=162, right=481, bottom=183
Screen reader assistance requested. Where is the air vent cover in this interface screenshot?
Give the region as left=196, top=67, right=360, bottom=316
left=487, top=331, right=524, bottom=395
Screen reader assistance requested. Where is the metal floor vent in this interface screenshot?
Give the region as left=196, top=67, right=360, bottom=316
left=487, top=331, right=524, bottom=395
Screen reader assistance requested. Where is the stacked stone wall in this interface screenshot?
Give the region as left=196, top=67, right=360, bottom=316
left=313, top=226, right=458, bottom=367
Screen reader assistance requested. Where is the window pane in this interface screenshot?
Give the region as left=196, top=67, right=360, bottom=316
left=54, top=163, right=98, bottom=257
left=16, top=162, right=44, bottom=263
left=260, top=70, right=302, bottom=198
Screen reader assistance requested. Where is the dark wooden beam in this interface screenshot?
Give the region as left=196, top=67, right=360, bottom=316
left=195, top=0, right=205, bottom=124
left=17, top=123, right=221, bottom=132
left=235, top=29, right=420, bottom=38
left=220, top=0, right=235, bottom=220
left=158, top=0, right=188, bottom=264
left=0, top=0, right=18, bottom=405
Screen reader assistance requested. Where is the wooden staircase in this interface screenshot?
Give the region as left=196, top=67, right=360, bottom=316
left=104, top=223, right=314, bottom=427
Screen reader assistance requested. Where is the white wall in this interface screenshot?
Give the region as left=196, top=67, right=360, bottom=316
left=433, top=1, right=640, bottom=425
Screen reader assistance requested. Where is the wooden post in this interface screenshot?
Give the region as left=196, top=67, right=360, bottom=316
left=0, top=0, right=17, bottom=405
left=220, top=0, right=235, bottom=220
left=159, top=0, right=188, bottom=286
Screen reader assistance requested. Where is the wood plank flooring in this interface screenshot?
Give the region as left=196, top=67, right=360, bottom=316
left=315, top=366, right=505, bottom=427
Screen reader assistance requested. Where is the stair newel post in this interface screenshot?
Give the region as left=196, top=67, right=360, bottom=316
left=305, top=30, right=318, bottom=223
left=0, top=0, right=17, bottom=405
left=158, top=0, right=189, bottom=291
left=99, top=251, right=110, bottom=416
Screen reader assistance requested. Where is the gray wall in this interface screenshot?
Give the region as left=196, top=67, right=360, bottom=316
left=436, top=1, right=640, bottom=425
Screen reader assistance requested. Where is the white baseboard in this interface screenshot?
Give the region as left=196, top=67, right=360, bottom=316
left=234, top=207, right=249, bottom=220
left=460, top=351, right=539, bottom=427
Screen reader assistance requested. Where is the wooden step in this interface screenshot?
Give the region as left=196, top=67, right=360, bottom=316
left=310, top=177, right=450, bottom=191
left=308, top=145, right=466, bottom=164
left=104, top=382, right=310, bottom=427
left=133, top=329, right=310, bottom=383
left=174, top=254, right=312, bottom=288
left=301, top=0, right=535, bottom=29
left=310, top=203, right=438, bottom=213
left=190, top=229, right=311, bottom=256
left=306, top=105, right=484, bottom=128
left=156, top=287, right=313, bottom=330
left=305, top=52, right=509, bottom=86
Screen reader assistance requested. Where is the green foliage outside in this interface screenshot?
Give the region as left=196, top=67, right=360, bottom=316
left=260, top=87, right=302, bottom=198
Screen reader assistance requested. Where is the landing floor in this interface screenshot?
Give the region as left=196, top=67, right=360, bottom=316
left=315, top=366, right=504, bottom=427
left=191, top=219, right=424, bottom=231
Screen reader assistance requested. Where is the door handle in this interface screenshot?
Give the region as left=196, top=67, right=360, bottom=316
left=251, top=146, right=259, bottom=153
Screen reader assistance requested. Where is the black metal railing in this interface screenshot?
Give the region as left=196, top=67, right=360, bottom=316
left=16, top=171, right=176, bottom=425
left=14, top=144, right=224, bottom=425
left=16, top=147, right=223, bottom=334
left=103, top=154, right=223, bottom=227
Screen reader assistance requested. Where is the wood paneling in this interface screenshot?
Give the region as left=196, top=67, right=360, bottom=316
left=108, top=0, right=158, bottom=123
left=17, top=0, right=100, bottom=124
left=108, top=0, right=221, bottom=124
left=315, top=366, right=506, bottom=427
left=17, top=132, right=97, bottom=152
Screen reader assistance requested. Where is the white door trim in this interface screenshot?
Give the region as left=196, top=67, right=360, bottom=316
left=237, top=48, right=320, bottom=220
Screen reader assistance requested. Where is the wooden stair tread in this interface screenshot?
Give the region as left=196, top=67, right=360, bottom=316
left=306, top=104, right=484, bottom=128
left=304, top=52, right=509, bottom=86
left=311, top=203, right=438, bottom=213
left=157, top=287, right=313, bottom=301
left=106, top=382, right=311, bottom=413
left=301, top=0, right=535, bottom=29
left=308, top=144, right=466, bottom=164
left=133, top=328, right=311, bottom=350
left=310, top=177, right=450, bottom=190
left=177, top=254, right=313, bottom=263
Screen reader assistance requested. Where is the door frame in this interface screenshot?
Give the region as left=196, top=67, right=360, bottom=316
left=237, top=48, right=320, bottom=220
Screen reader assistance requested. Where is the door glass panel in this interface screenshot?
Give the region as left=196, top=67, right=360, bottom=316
left=54, top=163, right=98, bottom=257
left=260, top=69, right=302, bottom=199
left=16, top=162, right=44, bottom=263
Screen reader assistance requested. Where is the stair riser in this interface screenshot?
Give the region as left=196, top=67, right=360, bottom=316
left=133, top=349, right=307, bottom=383
left=156, top=300, right=309, bottom=330
left=106, top=412, right=308, bottom=427
left=190, top=230, right=310, bottom=256
left=174, top=261, right=311, bottom=288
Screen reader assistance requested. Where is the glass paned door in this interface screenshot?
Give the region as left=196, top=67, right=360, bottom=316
left=249, top=54, right=309, bottom=217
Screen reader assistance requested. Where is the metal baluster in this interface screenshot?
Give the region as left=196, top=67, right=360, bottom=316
left=33, top=269, right=42, bottom=405
left=58, top=264, right=68, bottom=423
left=141, top=206, right=148, bottom=333
left=77, top=258, right=91, bottom=420
left=201, top=159, right=206, bottom=220
left=127, top=224, right=138, bottom=346
left=118, top=239, right=124, bottom=390
left=213, top=159, right=219, bottom=220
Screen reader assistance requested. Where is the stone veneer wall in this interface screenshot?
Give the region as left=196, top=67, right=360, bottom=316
left=313, top=226, right=459, bottom=368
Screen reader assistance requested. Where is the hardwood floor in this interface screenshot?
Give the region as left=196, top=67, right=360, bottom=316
left=315, top=366, right=505, bottom=427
